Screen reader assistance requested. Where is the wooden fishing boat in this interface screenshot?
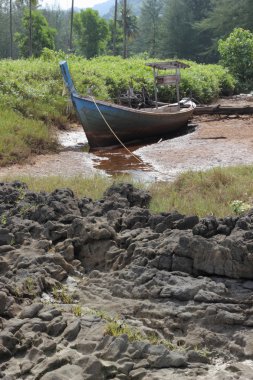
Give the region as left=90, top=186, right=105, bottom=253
left=60, top=60, right=195, bottom=149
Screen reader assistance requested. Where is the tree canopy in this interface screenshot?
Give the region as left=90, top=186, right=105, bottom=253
left=74, top=8, right=109, bottom=58
left=15, top=9, right=56, bottom=57
left=1, top=0, right=253, bottom=63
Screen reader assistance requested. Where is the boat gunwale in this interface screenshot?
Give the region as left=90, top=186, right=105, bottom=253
left=72, top=93, right=195, bottom=116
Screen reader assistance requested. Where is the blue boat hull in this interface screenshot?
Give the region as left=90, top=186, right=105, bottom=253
left=72, top=94, right=194, bottom=149
left=60, top=61, right=195, bottom=149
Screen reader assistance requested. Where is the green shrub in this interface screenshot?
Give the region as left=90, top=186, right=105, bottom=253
left=218, top=28, right=253, bottom=92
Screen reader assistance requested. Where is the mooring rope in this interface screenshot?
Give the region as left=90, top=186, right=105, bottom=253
left=90, top=96, right=142, bottom=163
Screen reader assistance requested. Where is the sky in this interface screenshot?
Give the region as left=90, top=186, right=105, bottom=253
left=41, top=0, right=106, bottom=10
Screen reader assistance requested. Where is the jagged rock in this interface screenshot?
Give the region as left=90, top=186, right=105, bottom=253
left=0, top=291, right=8, bottom=315
left=47, top=317, right=67, bottom=337
left=63, top=320, right=81, bottom=341
left=19, top=303, right=44, bottom=319
left=0, top=332, right=19, bottom=353
left=40, top=364, right=84, bottom=380
left=0, top=229, right=14, bottom=246
left=148, top=352, right=187, bottom=368
left=103, top=183, right=151, bottom=208
left=55, top=239, right=75, bottom=262
left=1, top=181, right=253, bottom=380
left=101, top=335, right=129, bottom=360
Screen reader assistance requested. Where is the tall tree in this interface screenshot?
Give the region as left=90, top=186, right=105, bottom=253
left=15, top=9, right=56, bottom=57
left=74, top=8, right=109, bottom=58
left=160, top=0, right=212, bottom=60
left=137, top=0, right=164, bottom=57
left=0, top=0, right=9, bottom=58
left=113, top=0, right=117, bottom=55
left=70, top=0, right=74, bottom=51
left=9, top=0, right=13, bottom=57
left=197, top=0, right=253, bottom=61
left=123, top=0, right=126, bottom=58
left=29, top=0, right=32, bottom=55
left=107, top=17, right=123, bottom=55
left=118, top=0, right=138, bottom=58
left=42, top=6, right=70, bottom=52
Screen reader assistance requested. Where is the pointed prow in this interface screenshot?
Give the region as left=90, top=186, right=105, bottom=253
left=59, top=61, right=77, bottom=95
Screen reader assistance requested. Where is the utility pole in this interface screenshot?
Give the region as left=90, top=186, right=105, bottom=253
left=29, top=0, right=32, bottom=57
left=10, top=0, right=13, bottom=58
left=123, top=0, right=127, bottom=58
left=70, top=0, right=74, bottom=51
left=113, top=0, right=118, bottom=55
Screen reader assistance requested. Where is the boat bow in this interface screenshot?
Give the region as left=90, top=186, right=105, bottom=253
left=60, top=61, right=77, bottom=96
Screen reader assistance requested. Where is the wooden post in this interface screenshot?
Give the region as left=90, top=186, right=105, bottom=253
left=176, top=68, right=180, bottom=109
left=153, top=67, right=158, bottom=109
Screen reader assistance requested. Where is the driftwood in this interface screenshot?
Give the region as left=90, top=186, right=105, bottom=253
left=194, top=104, right=253, bottom=115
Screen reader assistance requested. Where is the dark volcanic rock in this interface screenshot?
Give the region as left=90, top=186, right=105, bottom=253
left=1, top=181, right=253, bottom=379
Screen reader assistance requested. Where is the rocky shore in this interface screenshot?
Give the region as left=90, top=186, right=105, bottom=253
left=1, top=181, right=253, bottom=379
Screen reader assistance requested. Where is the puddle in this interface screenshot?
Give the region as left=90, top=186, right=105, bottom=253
left=56, top=124, right=196, bottom=182
left=93, top=148, right=158, bottom=182
left=57, top=127, right=161, bottom=181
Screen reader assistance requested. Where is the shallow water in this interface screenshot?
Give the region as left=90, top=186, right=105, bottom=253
left=58, top=127, right=164, bottom=181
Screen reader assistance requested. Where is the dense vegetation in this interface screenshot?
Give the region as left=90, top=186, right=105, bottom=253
left=0, top=51, right=235, bottom=115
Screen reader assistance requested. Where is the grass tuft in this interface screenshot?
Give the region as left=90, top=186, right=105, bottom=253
left=0, top=107, right=57, bottom=166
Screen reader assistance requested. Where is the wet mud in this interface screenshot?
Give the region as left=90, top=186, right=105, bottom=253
left=1, top=110, right=253, bottom=182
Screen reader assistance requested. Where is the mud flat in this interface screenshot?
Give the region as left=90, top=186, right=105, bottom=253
left=137, top=115, right=253, bottom=181
left=1, top=112, right=253, bottom=182
left=1, top=181, right=253, bottom=379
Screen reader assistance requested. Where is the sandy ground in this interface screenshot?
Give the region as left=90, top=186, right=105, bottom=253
left=1, top=99, right=253, bottom=181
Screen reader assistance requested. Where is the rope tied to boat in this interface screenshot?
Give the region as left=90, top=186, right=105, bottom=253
left=90, top=96, right=142, bottom=163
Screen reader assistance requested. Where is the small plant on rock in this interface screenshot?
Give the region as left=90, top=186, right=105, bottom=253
left=193, top=345, right=212, bottom=358
left=72, top=304, right=83, bottom=317
left=0, top=213, right=7, bottom=226
left=105, top=320, right=144, bottom=342
left=52, top=284, right=73, bottom=304
left=90, top=308, right=113, bottom=321
left=24, top=277, right=36, bottom=297
left=17, top=187, right=26, bottom=201
left=146, top=331, right=180, bottom=351
left=230, top=200, right=251, bottom=215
